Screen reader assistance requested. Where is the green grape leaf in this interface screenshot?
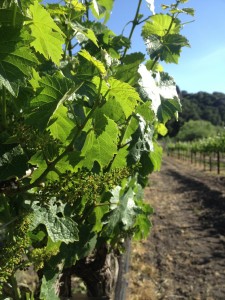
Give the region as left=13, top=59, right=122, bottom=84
left=93, top=77, right=140, bottom=119
left=106, top=78, right=140, bottom=118
left=161, top=4, right=169, bottom=9
left=0, top=27, right=38, bottom=96
left=88, top=205, right=109, bottom=232
left=82, top=28, right=99, bottom=47
left=0, top=4, right=28, bottom=27
left=40, top=270, right=60, bottom=300
left=182, top=7, right=195, bottom=16
left=122, top=116, right=139, bottom=145
left=0, top=74, right=17, bottom=96
left=27, top=1, right=64, bottom=65
left=0, top=146, right=28, bottom=180
left=75, top=230, right=97, bottom=260
left=139, top=143, right=162, bottom=176
left=149, top=142, right=163, bottom=171
left=26, top=72, right=76, bottom=131
left=145, top=33, right=189, bottom=64
left=81, top=113, right=118, bottom=169
left=135, top=101, right=155, bottom=123
left=128, top=117, right=154, bottom=163
left=45, top=237, right=61, bottom=257
left=142, top=14, right=189, bottom=64
left=156, top=123, right=168, bottom=136
left=28, top=151, right=48, bottom=183
left=79, top=49, right=106, bottom=75
left=46, top=171, right=59, bottom=182
left=100, top=97, right=126, bottom=123
left=105, top=186, right=136, bottom=236
left=157, top=97, right=181, bottom=123
left=55, top=151, right=83, bottom=173
left=162, top=34, right=190, bottom=63
left=70, top=22, right=99, bottom=47
left=70, top=0, right=86, bottom=12
left=46, top=3, right=69, bottom=16
left=139, top=66, right=181, bottom=117
left=111, top=146, right=129, bottom=170
left=48, top=104, right=75, bottom=144
left=58, top=227, right=97, bottom=266
left=142, top=14, right=181, bottom=38
left=47, top=215, right=78, bottom=244
left=90, top=0, right=114, bottom=23
left=139, top=152, right=154, bottom=176
left=31, top=202, right=79, bottom=244
left=115, top=52, right=145, bottom=86
left=138, top=142, right=162, bottom=176
left=134, top=214, right=152, bottom=240
left=145, top=59, right=163, bottom=72
left=29, top=68, right=41, bottom=91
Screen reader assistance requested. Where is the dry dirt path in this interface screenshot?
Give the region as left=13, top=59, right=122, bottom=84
left=128, top=156, right=225, bottom=300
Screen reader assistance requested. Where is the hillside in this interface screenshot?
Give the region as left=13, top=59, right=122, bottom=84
left=167, top=90, right=225, bottom=137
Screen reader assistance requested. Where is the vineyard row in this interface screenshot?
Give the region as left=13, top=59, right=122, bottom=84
left=167, top=135, right=225, bottom=175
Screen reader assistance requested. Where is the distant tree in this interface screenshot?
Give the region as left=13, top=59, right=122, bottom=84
left=176, top=120, right=219, bottom=141
left=166, top=90, right=225, bottom=137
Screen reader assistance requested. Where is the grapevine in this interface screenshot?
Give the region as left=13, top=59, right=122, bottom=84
left=0, top=0, right=193, bottom=298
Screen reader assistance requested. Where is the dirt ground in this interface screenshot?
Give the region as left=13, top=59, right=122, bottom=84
left=128, top=156, right=225, bottom=300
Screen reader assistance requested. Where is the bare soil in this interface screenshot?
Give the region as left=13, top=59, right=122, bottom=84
left=128, top=156, right=225, bottom=300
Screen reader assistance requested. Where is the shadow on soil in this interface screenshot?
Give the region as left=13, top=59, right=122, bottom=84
left=167, top=169, right=225, bottom=240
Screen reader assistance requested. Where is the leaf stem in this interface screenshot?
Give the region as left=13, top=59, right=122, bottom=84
left=1, top=87, right=7, bottom=129
left=84, top=0, right=90, bottom=20
left=122, top=0, right=143, bottom=59
left=150, top=55, right=160, bottom=71
left=12, top=3, right=17, bottom=27
left=138, top=15, right=151, bottom=25
left=166, top=0, right=181, bottom=35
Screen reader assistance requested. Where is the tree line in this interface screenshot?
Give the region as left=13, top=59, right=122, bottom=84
left=167, top=89, right=225, bottom=138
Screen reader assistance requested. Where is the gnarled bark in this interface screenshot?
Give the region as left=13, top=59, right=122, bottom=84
left=57, top=240, right=131, bottom=300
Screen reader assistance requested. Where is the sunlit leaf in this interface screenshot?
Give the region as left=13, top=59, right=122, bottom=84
left=27, top=1, right=64, bottom=65
left=93, top=77, right=140, bottom=119
left=90, top=0, right=114, bottom=23
left=81, top=113, right=118, bottom=169
left=0, top=27, right=38, bottom=95
left=156, top=123, right=168, bottom=136
left=79, top=49, right=106, bottom=75
left=28, top=150, right=48, bottom=183
left=48, top=104, right=75, bottom=144
left=142, top=14, right=181, bottom=38
left=149, top=142, right=163, bottom=171
left=26, top=72, right=76, bottom=131
left=70, top=22, right=99, bottom=47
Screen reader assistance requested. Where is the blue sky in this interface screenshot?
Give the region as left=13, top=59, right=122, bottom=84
left=107, top=0, right=225, bottom=94
left=44, top=0, right=225, bottom=94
